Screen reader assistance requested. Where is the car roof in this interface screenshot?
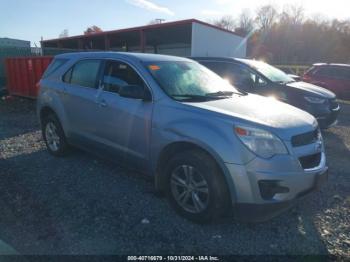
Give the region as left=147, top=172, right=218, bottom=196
left=190, top=57, right=261, bottom=66
left=55, top=51, right=192, bottom=63
left=191, top=57, right=242, bottom=63
left=313, top=63, right=350, bottom=68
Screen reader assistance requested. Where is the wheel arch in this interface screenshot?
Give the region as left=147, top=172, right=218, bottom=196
left=39, top=105, right=68, bottom=138
left=155, top=141, right=237, bottom=205
left=40, top=106, right=58, bottom=122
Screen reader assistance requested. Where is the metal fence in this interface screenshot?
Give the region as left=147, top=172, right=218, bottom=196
left=0, top=47, right=101, bottom=87
left=0, top=47, right=42, bottom=87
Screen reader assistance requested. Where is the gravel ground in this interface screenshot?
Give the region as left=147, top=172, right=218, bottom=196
left=0, top=96, right=349, bottom=257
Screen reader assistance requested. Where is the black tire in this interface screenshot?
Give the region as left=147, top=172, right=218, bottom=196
left=164, top=150, right=230, bottom=223
left=42, top=113, right=70, bottom=157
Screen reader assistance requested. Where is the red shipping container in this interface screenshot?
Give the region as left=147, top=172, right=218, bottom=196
left=5, top=56, right=53, bottom=98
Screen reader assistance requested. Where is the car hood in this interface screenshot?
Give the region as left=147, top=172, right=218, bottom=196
left=187, top=94, right=317, bottom=140
left=286, top=81, right=336, bottom=98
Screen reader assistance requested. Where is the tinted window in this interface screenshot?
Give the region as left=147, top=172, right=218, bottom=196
left=200, top=61, right=228, bottom=76
left=200, top=61, right=246, bottom=84
left=200, top=61, right=266, bottom=90
left=102, top=61, right=145, bottom=93
left=314, top=67, right=332, bottom=77
left=240, top=60, right=293, bottom=83
left=67, top=60, right=101, bottom=88
left=42, top=58, right=68, bottom=78
left=226, top=64, right=264, bottom=89
left=332, top=67, right=350, bottom=80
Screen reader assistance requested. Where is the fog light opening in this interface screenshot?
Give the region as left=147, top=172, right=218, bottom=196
left=258, top=180, right=290, bottom=200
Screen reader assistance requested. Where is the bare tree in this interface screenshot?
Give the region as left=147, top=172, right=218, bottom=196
left=237, top=9, right=255, bottom=35
left=84, top=26, right=103, bottom=35
left=59, top=29, right=69, bottom=38
left=213, top=15, right=236, bottom=31
left=255, top=5, right=277, bottom=31
left=280, top=4, right=304, bottom=25
left=148, top=19, right=165, bottom=25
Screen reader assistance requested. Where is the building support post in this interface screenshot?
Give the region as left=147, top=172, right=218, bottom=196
left=104, top=35, right=110, bottom=50
left=78, top=39, right=83, bottom=50
left=140, top=30, right=146, bottom=53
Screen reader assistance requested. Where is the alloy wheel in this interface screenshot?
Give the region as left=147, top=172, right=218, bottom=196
left=170, top=164, right=209, bottom=213
left=45, top=122, right=60, bottom=152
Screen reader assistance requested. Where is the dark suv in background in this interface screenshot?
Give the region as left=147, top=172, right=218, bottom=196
left=192, top=57, right=340, bottom=128
left=302, top=63, right=350, bottom=100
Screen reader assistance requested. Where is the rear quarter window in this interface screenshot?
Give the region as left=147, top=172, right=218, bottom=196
left=42, top=58, right=68, bottom=78
left=63, top=59, right=101, bottom=88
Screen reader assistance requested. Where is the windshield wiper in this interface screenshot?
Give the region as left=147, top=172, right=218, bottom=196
left=206, top=90, right=247, bottom=96
left=170, top=93, right=233, bottom=101
left=170, top=94, right=212, bottom=101
left=276, top=80, right=295, bottom=84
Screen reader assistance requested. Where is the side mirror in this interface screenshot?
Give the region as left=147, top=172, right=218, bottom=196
left=119, top=85, right=151, bottom=101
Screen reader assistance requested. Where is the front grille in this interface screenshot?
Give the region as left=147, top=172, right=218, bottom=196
left=299, top=153, right=321, bottom=169
left=291, top=129, right=319, bottom=147
left=329, top=99, right=339, bottom=110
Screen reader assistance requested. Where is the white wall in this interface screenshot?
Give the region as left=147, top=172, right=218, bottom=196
left=145, top=43, right=191, bottom=57
left=191, top=22, right=246, bottom=58
left=110, top=44, right=191, bottom=56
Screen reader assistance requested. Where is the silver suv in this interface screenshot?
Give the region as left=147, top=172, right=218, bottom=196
left=37, top=52, right=328, bottom=223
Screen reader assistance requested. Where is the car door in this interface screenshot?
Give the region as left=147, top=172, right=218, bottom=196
left=308, top=66, right=338, bottom=93
left=333, top=67, right=350, bottom=99
left=93, top=59, right=153, bottom=169
left=61, top=59, right=103, bottom=144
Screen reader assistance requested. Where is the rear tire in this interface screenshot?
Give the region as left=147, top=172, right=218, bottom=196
left=42, top=114, right=69, bottom=157
left=164, top=150, right=230, bottom=223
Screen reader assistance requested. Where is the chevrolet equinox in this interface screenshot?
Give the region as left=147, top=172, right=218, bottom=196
left=37, top=52, right=328, bottom=223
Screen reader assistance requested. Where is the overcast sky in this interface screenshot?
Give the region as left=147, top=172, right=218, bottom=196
left=1, top=0, right=349, bottom=46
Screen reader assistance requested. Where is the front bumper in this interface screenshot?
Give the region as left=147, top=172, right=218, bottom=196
left=306, top=101, right=340, bottom=128
left=225, top=151, right=328, bottom=222
left=234, top=169, right=328, bottom=222
left=317, top=106, right=340, bottom=128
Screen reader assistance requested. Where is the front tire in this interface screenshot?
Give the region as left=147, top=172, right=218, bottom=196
left=165, top=150, right=230, bottom=223
left=42, top=114, right=69, bottom=157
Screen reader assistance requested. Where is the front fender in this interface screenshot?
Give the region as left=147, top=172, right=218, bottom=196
left=150, top=115, right=256, bottom=204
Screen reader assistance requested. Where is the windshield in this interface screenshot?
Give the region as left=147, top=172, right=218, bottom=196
left=243, top=60, right=294, bottom=83
left=145, top=61, right=241, bottom=101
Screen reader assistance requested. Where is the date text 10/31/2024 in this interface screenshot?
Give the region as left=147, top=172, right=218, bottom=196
left=127, top=256, right=219, bottom=261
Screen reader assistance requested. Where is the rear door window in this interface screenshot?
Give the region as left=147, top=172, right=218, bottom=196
left=64, top=60, right=101, bottom=88
left=333, top=67, right=350, bottom=80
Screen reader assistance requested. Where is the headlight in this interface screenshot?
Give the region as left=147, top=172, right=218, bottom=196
left=304, top=96, right=326, bottom=104
left=235, top=125, right=288, bottom=158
